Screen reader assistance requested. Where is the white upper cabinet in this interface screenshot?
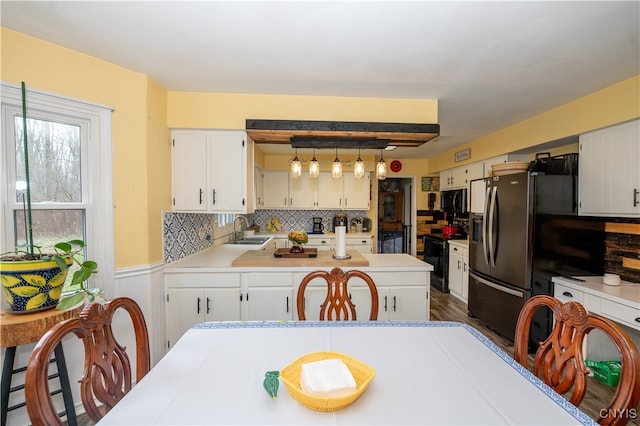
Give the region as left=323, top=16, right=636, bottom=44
left=254, top=166, right=265, bottom=208
left=289, top=173, right=318, bottom=208
left=317, top=172, right=343, bottom=208
left=256, top=171, right=370, bottom=210
left=440, top=162, right=485, bottom=190
left=172, top=132, right=209, bottom=211
left=579, top=119, right=640, bottom=217
left=343, top=173, right=371, bottom=209
left=262, top=171, right=290, bottom=209
left=172, top=130, right=252, bottom=213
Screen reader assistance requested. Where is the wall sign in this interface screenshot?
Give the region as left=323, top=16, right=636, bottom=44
left=454, top=148, right=471, bottom=162
left=421, top=177, right=440, bottom=192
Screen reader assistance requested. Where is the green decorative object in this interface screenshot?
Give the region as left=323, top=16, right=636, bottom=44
left=263, top=371, right=280, bottom=399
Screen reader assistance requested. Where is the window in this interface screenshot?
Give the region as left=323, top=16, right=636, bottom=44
left=1, top=82, right=114, bottom=294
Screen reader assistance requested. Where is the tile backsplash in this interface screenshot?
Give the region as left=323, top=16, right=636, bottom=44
left=163, top=212, right=216, bottom=263
left=163, top=209, right=368, bottom=263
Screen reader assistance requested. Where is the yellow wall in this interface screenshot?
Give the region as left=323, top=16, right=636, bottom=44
left=430, top=75, right=640, bottom=172
left=3, top=26, right=638, bottom=268
left=1, top=28, right=171, bottom=267
left=167, top=92, right=438, bottom=129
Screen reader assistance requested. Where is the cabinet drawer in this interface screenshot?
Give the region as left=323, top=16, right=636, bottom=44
left=166, top=273, right=240, bottom=287
left=366, top=271, right=427, bottom=286
left=554, top=283, right=584, bottom=303
left=600, top=298, right=640, bottom=331
left=244, top=272, right=292, bottom=287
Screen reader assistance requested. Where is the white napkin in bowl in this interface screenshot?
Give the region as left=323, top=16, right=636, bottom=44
left=300, top=359, right=356, bottom=397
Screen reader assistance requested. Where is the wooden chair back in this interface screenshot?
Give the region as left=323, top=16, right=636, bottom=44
left=25, top=297, right=151, bottom=426
left=514, top=295, right=640, bottom=426
left=297, top=267, right=379, bottom=320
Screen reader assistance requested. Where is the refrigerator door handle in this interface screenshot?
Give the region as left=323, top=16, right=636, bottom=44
left=488, top=186, right=498, bottom=267
left=470, top=271, right=524, bottom=298
left=482, top=186, right=491, bottom=265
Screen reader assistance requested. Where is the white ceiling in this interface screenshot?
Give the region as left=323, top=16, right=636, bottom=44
left=2, top=1, right=638, bottom=159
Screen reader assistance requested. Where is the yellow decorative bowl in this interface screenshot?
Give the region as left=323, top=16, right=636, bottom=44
left=280, top=351, right=375, bottom=412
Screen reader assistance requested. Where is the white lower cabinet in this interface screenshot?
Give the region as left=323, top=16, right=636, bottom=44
left=346, top=236, right=374, bottom=253
left=243, top=272, right=294, bottom=321
left=166, top=267, right=430, bottom=346
left=448, top=242, right=469, bottom=303
left=166, top=287, right=241, bottom=347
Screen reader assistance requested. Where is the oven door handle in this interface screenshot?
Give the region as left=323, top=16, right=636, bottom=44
left=470, top=271, right=524, bottom=298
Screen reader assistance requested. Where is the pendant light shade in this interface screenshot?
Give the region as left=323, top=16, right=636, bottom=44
left=332, top=148, right=342, bottom=179
left=290, top=148, right=302, bottom=178
left=376, top=149, right=387, bottom=180
left=354, top=148, right=365, bottom=179
left=309, top=149, right=320, bottom=178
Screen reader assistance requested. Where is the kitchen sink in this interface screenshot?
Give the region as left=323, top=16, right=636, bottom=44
left=225, top=236, right=272, bottom=246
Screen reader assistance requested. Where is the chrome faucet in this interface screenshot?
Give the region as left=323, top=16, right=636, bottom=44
left=233, top=216, right=249, bottom=242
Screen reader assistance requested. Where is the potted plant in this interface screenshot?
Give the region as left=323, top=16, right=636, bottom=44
left=1, top=240, right=102, bottom=312
left=0, top=82, right=103, bottom=313
left=288, top=230, right=309, bottom=253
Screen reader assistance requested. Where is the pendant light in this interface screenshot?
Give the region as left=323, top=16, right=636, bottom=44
left=376, top=149, right=387, bottom=180
left=290, top=148, right=301, bottom=178
left=309, top=149, right=320, bottom=178
left=354, top=147, right=365, bottom=179
left=331, top=147, right=342, bottom=179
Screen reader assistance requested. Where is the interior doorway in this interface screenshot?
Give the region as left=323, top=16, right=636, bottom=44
left=377, top=178, right=412, bottom=253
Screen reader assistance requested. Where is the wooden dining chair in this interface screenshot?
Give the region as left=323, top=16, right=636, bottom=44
left=514, top=295, right=640, bottom=426
left=297, top=267, right=379, bottom=320
left=25, top=297, right=151, bottom=426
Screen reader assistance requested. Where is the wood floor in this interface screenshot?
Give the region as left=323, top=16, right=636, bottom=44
left=430, top=287, right=640, bottom=426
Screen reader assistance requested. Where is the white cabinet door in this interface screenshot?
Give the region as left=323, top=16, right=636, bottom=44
left=246, top=287, right=294, bottom=321
left=448, top=250, right=463, bottom=298
left=289, top=173, right=318, bottom=208
left=579, top=119, right=640, bottom=217
left=383, top=287, right=429, bottom=321
left=254, top=166, right=265, bottom=208
left=166, top=288, right=205, bottom=347
left=166, top=288, right=241, bottom=347
left=262, top=171, right=290, bottom=209
left=172, top=130, right=248, bottom=213
left=209, top=131, right=247, bottom=212
left=448, top=244, right=469, bottom=302
left=317, top=172, right=343, bottom=208
left=172, top=132, right=208, bottom=211
left=344, top=173, right=371, bottom=209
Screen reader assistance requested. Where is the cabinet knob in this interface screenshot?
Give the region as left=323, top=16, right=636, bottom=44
left=562, top=291, right=573, bottom=298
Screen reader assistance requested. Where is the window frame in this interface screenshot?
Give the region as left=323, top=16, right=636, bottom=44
left=1, top=82, right=114, bottom=295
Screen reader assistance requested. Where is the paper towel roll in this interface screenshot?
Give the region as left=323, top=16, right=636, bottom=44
left=335, top=226, right=346, bottom=257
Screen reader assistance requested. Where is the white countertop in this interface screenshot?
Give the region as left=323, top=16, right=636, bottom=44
left=553, top=275, right=640, bottom=307
left=165, top=245, right=432, bottom=273
left=447, top=239, right=469, bottom=248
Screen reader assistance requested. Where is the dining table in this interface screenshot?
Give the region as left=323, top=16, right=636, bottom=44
left=97, top=321, right=594, bottom=425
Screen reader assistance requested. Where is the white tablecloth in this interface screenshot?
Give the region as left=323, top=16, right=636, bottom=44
left=98, top=321, right=594, bottom=425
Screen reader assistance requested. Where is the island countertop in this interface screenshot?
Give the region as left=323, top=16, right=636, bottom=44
left=165, top=245, right=433, bottom=273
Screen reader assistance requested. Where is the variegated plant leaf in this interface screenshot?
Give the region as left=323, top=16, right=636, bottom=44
left=21, top=274, right=47, bottom=287
left=1, top=275, right=22, bottom=288
left=26, top=293, right=47, bottom=310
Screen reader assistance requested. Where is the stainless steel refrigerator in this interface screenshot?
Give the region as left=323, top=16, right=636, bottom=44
left=468, top=171, right=604, bottom=343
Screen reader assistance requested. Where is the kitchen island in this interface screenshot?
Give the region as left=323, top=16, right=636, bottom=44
left=164, top=245, right=433, bottom=347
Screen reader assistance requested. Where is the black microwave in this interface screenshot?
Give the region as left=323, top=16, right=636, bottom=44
left=441, top=188, right=467, bottom=214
